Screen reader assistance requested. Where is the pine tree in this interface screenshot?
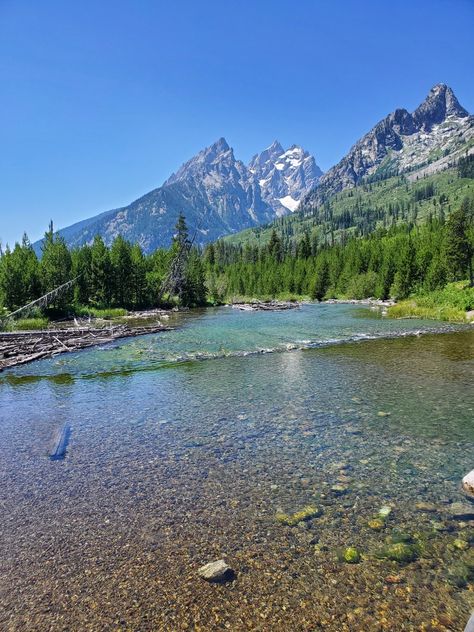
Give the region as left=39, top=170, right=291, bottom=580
left=167, top=213, right=191, bottom=303
left=311, top=257, right=329, bottom=301
left=110, top=236, right=133, bottom=307
left=130, top=244, right=148, bottom=308
left=90, top=236, right=112, bottom=306
left=445, top=200, right=473, bottom=286
left=40, top=222, right=72, bottom=309
left=268, top=229, right=283, bottom=263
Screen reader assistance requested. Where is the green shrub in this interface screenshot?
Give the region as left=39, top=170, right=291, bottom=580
left=7, top=317, right=49, bottom=331
left=74, top=306, right=128, bottom=319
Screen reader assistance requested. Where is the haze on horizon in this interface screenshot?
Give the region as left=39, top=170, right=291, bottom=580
left=0, top=0, right=473, bottom=247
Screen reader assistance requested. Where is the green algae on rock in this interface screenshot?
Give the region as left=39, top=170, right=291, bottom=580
left=379, top=542, right=420, bottom=563
left=275, top=505, right=321, bottom=526
left=368, top=518, right=385, bottom=531
left=341, top=547, right=361, bottom=563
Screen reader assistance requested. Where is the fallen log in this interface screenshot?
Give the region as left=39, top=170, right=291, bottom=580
left=0, top=323, right=173, bottom=372
left=231, top=300, right=300, bottom=311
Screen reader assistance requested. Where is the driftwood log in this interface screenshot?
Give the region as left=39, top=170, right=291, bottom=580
left=231, top=301, right=300, bottom=312
left=0, top=324, right=172, bottom=372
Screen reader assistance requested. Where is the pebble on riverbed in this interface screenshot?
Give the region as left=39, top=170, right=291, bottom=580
left=197, top=559, right=235, bottom=583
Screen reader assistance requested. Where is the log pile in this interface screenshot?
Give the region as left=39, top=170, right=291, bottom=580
left=231, top=301, right=300, bottom=312
left=0, top=323, right=172, bottom=372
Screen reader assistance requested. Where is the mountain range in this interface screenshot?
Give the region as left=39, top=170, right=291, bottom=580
left=42, top=84, right=472, bottom=254
left=47, top=138, right=322, bottom=254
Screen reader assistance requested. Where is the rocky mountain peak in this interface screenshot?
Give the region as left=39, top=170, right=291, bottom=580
left=413, top=83, right=469, bottom=130
left=303, top=84, right=472, bottom=207
left=163, top=137, right=235, bottom=186
left=249, top=140, right=284, bottom=172
left=249, top=142, right=323, bottom=215
left=212, top=136, right=231, bottom=152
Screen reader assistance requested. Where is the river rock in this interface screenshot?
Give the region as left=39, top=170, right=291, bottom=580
left=464, top=611, right=474, bottom=632
left=462, top=470, right=474, bottom=497
left=415, top=502, right=438, bottom=513
left=449, top=502, right=474, bottom=520
left=197, top=559, right=235, bottom=582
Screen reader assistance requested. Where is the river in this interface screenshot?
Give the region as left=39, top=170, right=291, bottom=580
left=1, top=304, right=473, bottom=630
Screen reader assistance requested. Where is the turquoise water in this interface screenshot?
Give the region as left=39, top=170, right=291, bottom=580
left=0, top=304, right=473, bottom=631
left=1, top=303, right=466, bottom=381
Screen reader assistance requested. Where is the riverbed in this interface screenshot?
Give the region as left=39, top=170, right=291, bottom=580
left=0, top=304, right=473, bottom=630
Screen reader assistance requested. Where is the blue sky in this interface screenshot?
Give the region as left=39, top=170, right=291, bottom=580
left=0, top=0, right=473, bottom=246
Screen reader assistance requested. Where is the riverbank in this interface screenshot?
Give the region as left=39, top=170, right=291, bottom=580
left=387, top=282, right=474, bottom=323
left=0, top=322, right=173, bottom=371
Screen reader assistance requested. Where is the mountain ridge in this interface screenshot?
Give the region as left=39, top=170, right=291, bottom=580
left=34, top=84, right=472, bottom=255
left=303, top=83, right=473, bottom=207
left=39, top=138, right=322, bottom=254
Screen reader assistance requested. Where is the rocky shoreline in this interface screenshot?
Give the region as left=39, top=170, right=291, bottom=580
left=324, top=298, right=397, bottom=307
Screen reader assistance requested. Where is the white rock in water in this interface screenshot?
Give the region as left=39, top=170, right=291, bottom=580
left=462, top=470, right=474, bottom=497
left=378, top=505, right=392, bottom=518
left=464, top=611, right=474, bottom=632
left=198, top=559, right=234, bottom=582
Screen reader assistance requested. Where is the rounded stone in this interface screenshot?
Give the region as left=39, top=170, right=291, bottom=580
left=197, top=559, right=235, bottom=582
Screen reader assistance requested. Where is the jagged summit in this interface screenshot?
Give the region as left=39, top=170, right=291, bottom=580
left=164, top=137, right=234, bottom=186
left=213, top=136, right=231, bottom=151
left=413, top=83, right=469, bottom=130
left=249, top=140, right=284, bottom=172
left=303, top=84, right=472, bottom=206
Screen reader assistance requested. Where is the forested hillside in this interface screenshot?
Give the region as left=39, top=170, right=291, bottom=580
left=223, top=158, right=474, bottom=251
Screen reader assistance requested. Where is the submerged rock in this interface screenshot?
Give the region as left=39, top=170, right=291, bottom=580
left=447, top=561, right=471, bottom=588
left=368, top=518, right=385, bottom=531
left=453, top=538, right=470, bottom=551
left=276, top=505, right=321, bottom=526
left=342, top=547, right=361, bottom=563
left=415, top=501, right=438, bottom=513
left=197, top=559, right=235, bottom=583
left=378, top=505, right=392, bottom=519
left=331, top=484, right=348, bottom=496
left=449, top=502, right=474, bottom=520
left=380, top=542, right=419, bottom=563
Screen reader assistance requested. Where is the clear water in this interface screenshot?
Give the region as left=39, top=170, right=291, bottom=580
left=0, top=304, right=473, bottom=631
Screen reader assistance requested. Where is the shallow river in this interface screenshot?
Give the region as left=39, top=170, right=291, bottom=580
left=1, top=304, right=473, bottom=631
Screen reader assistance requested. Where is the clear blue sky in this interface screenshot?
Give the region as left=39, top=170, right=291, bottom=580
left=1, top=0, right=473, bottom=246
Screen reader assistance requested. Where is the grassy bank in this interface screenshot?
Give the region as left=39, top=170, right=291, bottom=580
left=388, top=282, right=474, bottom=322
left=73, top=306, right=128, bottom=319
left=0, top=317, right=50, bottom=332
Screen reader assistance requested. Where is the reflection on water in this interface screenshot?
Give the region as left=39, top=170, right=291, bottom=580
left=0, top=304, right=473, bottom=630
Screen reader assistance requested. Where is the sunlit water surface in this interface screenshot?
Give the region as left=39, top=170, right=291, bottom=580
left=1, top=304, right=473, bottom=631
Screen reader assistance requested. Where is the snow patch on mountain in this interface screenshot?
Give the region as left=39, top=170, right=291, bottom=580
left=278, top=195, right=299, bottom=212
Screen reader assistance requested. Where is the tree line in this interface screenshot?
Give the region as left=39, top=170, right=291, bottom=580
left=204, top=198, right=474, bottom=302
left=0, top=216, right=206, bottom=313
left=0, top=202, right=473, bottom=316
